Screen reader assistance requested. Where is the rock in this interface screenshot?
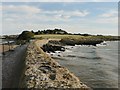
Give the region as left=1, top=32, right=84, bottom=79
left=38, top=65, right=55, bottom=74
left=42, top=44, right=65, bottom=53
left=49, top=73, right=56, bottom=80
left=20, top=42, right=90, bottom=89
left=63, top=73, right=72, bottom=80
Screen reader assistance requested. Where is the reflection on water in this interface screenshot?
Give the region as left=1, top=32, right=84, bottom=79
left=53, top=41, right=118, bottom=88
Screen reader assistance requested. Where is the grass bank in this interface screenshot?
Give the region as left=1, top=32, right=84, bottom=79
left=34, top=34, right=120, bottom=41
left=34, top=34, right=84, bottom=39
left=34, top=34, right=120, bottom=46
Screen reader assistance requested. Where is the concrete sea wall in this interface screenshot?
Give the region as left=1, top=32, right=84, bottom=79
left=20, top=42, right=90, bottom=89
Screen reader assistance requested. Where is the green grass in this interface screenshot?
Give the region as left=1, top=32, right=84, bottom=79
left=34, top=34, right=119, bottom=46
left=34, top=34, right=84, bottom=39
left=34, top=34, right=120, bottom=41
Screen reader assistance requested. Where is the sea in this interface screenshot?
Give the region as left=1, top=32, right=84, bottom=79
left=48, top=41, right=119, bottom=88
left=0, top=39, right=14, bottom=44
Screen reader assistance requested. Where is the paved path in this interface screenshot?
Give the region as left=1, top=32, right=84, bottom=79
left=2, top=45, right=27, bottom=88
left=35, top=39, right=49, bottom=47
left=2, top=39, right=60, bottom=88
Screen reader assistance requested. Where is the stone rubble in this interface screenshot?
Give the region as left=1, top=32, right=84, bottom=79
left=20, top=42, right=91, bottom=89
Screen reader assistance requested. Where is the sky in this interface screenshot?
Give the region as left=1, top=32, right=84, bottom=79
left=0, top=1, right=119, bottom=35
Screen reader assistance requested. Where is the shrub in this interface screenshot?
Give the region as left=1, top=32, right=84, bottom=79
left=17, top=31, right=34, bottom=40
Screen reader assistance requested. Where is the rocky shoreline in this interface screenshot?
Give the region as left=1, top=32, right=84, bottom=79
left=42, top=44, right=65, bottom=53
left=20, top=41, right=91, bottom=89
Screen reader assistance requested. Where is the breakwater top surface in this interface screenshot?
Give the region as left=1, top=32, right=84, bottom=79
left=20, top=41, right=90, bottom=89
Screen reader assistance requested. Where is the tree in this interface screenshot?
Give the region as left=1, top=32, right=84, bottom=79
left=31, top=30, right=34, bottom=34
left=17, top=31, right=34, bottom=40
left=33, top=28, right=68, bottom=35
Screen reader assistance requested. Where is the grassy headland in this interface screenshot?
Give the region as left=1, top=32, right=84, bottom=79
left=34, top=34, right=84, bottom=39
left=2, top=29, right=120, bottom=46
left=1, top=29, right=119, bottom=51
left=34, top=34, right=120, bottom=46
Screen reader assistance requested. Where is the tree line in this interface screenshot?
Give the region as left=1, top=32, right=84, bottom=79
left=6, top=28, right=120, bottom=44
left=32, top=29, right=68, bottom=35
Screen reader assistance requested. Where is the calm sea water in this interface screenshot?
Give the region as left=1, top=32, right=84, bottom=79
left=51, top=41, right=119, bottom=88
left=0, top=39, right=14, bottom=44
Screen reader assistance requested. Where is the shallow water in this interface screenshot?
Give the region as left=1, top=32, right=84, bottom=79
left=52, top=41, right=119, bottom=88
left=0, top=39, right=14, bottom=44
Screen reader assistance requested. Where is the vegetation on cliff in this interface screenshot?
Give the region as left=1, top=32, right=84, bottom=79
left=16, top=31, right=34, bottom=45
left=17, top=31, right=34, bottom=40
left=3, top=29, right=119, bottom=45
left=60, top=38, right=103, bottom=46
left=33, top=28, right=68, bottom=35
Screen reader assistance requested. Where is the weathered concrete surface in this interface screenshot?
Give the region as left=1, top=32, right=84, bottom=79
left=20, top=42, right=90, bottom=89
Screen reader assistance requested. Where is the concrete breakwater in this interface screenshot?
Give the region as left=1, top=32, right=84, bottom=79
left=20, top=41, right=90, bottom=89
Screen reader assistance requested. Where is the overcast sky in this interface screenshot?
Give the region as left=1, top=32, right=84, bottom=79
left=1, top=1, right=119, bottom=35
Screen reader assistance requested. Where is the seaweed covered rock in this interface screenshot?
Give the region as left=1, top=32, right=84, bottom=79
left=42, top=44, right=65, bottom=53
left=60, top=38, right=103, bottom=46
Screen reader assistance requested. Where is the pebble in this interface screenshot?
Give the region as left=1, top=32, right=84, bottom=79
left=21, top=42, right=90, bottom=89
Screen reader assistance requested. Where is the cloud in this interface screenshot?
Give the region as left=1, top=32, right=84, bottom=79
left=2, top=4, right=90, bottom=24
left=3, top=5, right=41, bottom=14
left=42, top=10, right=89, bottom=20
left=2, top=4, right=89, bottom=17
left=92, top=0, right=119, bottom=2
left=100, top=10, right=118, bottom=18
left=96, top=17, right=118, bottom=24
left=2, top=4, right=90, bottom=35
left=1, top=0, right=87, bottom=2
left=0, top=5, right=2, bottom=11
left=4, top=18, right=14, bottom=22
left=71, top=10, right=89, bottom=17
left=2, top=3, right=118, bottom=35
left=96, top=10, right=118, bottom=24
left=1, top=0, right=119, bottom=2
